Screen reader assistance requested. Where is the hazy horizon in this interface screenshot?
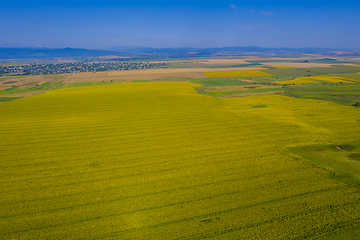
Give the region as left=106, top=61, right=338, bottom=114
left=1, top=1, right=359, bottom=50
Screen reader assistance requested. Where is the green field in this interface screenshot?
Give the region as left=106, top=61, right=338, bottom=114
left=210, top=87, right=284, bottom=96
left=0, top=97, right=22, bottom=102
left=189, top=77, right=250, bottom=86
left=1, top=82, right=360, bottom=239
left=284, top=84, right=360, bottom=106
left=262, top=65, right=360, bottom=78
left=289, top=143, right=360, bottom=179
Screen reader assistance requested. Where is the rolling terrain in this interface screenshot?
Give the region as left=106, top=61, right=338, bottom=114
left=1, top=82, right=360, bottom=239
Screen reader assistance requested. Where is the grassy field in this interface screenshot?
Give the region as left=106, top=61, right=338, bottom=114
left=274, top=79, right=320, bottom=85
left=0, top=97, right=22, bottom=103
left=262, top=65, right=360, bottom=78
left=209, top=87, right=284, bottom=96
left=289, top=142, right=360, bottom=179
left=189, top=77, right=250, bottom=86
left=262, top=68, right=319, bottom=77
left=1, top=82, right=360, bottom=239
left=284, top=84, right=360, bottom=106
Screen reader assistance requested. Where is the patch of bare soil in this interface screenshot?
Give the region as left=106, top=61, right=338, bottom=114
left=239, top=79, right=256, bottom=83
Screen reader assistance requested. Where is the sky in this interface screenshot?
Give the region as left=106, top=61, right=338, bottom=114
left=1, top=0, right=359, bottom=50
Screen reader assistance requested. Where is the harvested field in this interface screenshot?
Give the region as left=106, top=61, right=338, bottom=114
left=68, top=68, right=262, bottom=82
left=261, top=62, right=335, bottom=68
left=197, top=59, right=250, bottom=65
left=203, top=70, right=274, bottom=78
left=0, top=74, right=70, bottom=91
left=6, top=74, right=70, bottom=83
left=239, top=79, right=256, bottom=83
left=106, top=68, right=262, bottom=76
left=248, top=57, right=311, bottom=61
left=195, top=58, right=312, bottom=66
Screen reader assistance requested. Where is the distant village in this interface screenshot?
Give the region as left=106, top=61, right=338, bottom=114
left=0, top=61, right=170, bottom=75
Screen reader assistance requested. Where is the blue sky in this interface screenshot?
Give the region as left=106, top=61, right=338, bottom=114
left=1, top=1, right=359, bottom=49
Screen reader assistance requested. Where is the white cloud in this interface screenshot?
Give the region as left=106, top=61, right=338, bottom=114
left=230, top=4, right=237, bottom=10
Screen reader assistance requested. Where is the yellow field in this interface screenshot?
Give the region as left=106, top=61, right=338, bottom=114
left=203, top=70, right=274, bottom=77
left=298, top=75, right=357, bottom=83
left=1, top=82, right=360, bottom=239
left=274, top=79, right=320, bottom=85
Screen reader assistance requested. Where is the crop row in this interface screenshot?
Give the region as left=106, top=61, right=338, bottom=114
left=1, top=82, right=360, bottom=239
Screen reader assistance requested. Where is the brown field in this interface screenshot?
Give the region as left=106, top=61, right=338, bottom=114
left=195, top=57, right=312, bottom=66
left=197, top=59, right=249, bottom=65
left=248, top=57, right=312, bottom=62
left=68, top=72, right=205, bottom=82
left=239, top=79, right=256, bottom=83
left=68, top=67, right=262, bottom=82
left=0, top=74, right=70, bottom=84
left=107, top=67, right=263, bottom=76
left=0, top=74, right=73, bottom=98
left=260, top=62, right=334, bottom=68
left=0, top=74, right=69, bottom=92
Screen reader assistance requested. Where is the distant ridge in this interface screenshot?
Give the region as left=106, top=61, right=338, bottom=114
left=112, top=46, right=357, bottom=55
left=0, top=47, right=119, bottom=59
left=1, top=46, right=359, bottom=59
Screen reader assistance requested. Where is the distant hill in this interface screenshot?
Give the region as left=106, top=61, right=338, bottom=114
left=0, top=47, right=119, bottom=59
left=1, top=46, right=359, bottom=59
left=109, top=46, right=360, bottom=57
